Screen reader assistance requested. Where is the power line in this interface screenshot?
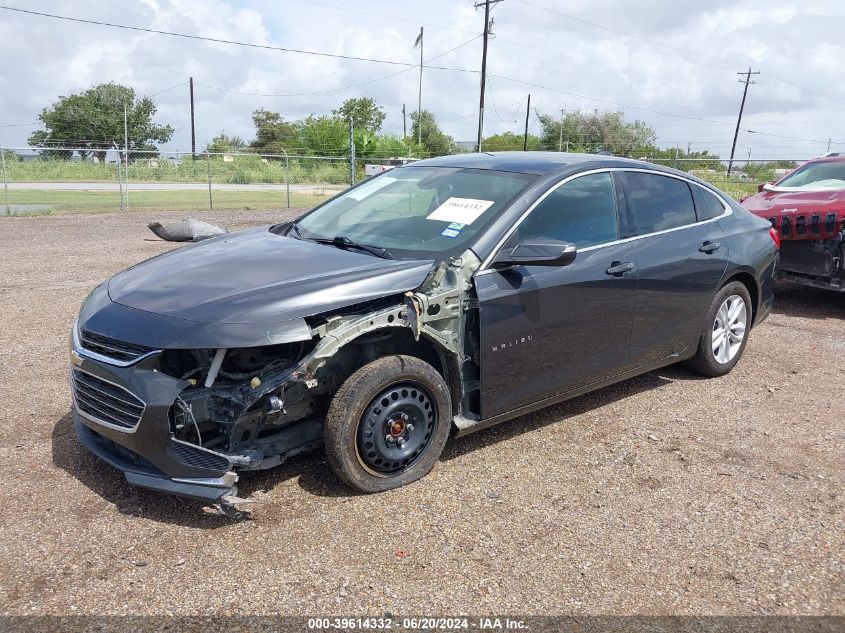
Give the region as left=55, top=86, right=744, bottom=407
left=4, top=3, right=838, bottom=153
left=0, top=4, right=477, bottom=72
left=490, top=73, right=734, bottom=126
left=515, top=0, right=700, bottom=59
left=490, top=73, right=845, bottom=145
left=511, top=0, right=845, bottom=104
left=487, top=78, right=523, bottom=123
left=194, top=35, right=481, bottom=98
left=148, top=80, right=188, bottom=98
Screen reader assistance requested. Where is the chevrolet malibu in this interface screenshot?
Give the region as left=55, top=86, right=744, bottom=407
left=70, top=152, right=778, bottom=516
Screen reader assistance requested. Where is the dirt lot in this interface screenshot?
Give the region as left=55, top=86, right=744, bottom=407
left=0, top=209, right=842, bottom=616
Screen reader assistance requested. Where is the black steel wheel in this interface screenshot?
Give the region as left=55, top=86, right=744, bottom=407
left=356, top=381, right=437, bottom=475
left=324, top=355, right=452, bottom=492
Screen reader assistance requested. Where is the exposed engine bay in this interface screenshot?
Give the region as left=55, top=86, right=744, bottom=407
left=777, top=224, right=845, bottom=291
left=158, top=251, right=482, bottom=480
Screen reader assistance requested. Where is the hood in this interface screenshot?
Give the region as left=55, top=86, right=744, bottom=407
left=742, top=187, right=845, bottom=214
left=108, top=227, right=434, bottom=324
left=741, top=189, right=845, bottom=240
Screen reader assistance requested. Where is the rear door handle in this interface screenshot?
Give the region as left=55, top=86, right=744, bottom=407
left=606, top=261, right=634, bottom=276
left=699, top=240, right=721, bottom=253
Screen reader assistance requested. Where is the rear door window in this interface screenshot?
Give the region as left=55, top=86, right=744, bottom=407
left=691, top=185, right=727, bottom=221
left=622, top=172, right=697, bottom=235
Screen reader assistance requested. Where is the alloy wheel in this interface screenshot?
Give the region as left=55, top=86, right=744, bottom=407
left=711, top=294, right=747, bottom=364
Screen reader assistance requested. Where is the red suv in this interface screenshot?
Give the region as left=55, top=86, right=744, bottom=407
left=741, top=154, right=845, bottom=292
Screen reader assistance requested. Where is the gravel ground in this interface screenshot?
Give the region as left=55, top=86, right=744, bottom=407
left=0, top=209, right=843, bottom=616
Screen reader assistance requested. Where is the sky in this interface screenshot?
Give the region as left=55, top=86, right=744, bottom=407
left=0, top=0, right=843, bottom=160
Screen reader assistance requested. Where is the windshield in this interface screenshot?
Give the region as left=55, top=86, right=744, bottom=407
left=294, top=166, right=536, bottom=259
left=777, top=161, right=845, bottom=189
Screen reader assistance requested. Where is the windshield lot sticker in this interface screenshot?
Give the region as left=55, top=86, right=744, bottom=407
left=347, top=176, right=397, bottom=201
left=441, top=228, right=461, bottom=238
left=447, top=222, right=466, bottom=230
left=427, top=197, right=494, bottom=225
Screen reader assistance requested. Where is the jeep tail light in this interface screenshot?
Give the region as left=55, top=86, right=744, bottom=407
left=769, top=226, right=781, bottom=250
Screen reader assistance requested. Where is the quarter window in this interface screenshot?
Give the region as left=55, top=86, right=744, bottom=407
left=623, top=172, right=697, bottom=235
left=519, top=173, right=619, bottom=248
left=691, top=185, right=727, bottom=221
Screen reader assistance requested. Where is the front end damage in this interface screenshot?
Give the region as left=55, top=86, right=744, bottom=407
left=745, top=198, right=845, bottom=292
left=71, top=251, right=482, bottom=516
left=776, top=226, right=845, bottom=291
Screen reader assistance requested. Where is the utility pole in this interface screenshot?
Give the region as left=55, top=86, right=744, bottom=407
left=558, top=108, right=564, bottom=152
left=827, top=138, right=832, bottom=154
left=523, top=94, right=531, bottom=151
left=348, top=117, right=356, bottom=186
left=402, top=103, right=407, bottom=140
left=727, top=67, right=759, bottom=176
left=475, top=0, right=503, bottom=152
left=414, top=27, right=423, bottom=148
left=189, top=77, right=196, bottom=159
left=1, top=147, right=10, bottom=217
left=123, top=103, right=129, bottom=210
left=114, top=142, right=124, bottom=212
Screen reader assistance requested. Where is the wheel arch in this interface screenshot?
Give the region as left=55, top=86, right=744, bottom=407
left=720, top=269, right=760, bottom=325
left=317, top=326, right=460, bottom=412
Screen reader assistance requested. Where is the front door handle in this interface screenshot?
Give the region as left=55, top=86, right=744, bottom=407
left=699, top=240, right=721, bottom=253
left=606, top=261, right=634, bottom=276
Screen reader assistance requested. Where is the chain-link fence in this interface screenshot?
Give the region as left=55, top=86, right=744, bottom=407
left=0, top=146, right=803, bottom=216
left=642, top=157, right=801, bottom=200
left=0, top=146, right=419, bottom=216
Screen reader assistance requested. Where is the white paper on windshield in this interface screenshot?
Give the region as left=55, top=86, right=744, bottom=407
left=347, top=176, right=397, bottom=201
left=426, top=197, right=495, bottom=225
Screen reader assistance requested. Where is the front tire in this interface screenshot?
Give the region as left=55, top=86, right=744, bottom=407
left=324, top=355, right=452, bottom=492
left=686, top=281, right=753, bottom=377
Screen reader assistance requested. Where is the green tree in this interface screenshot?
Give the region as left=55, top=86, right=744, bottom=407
left=535, top=109, right=656, bottom=156
left=28, top=82, right=173, bottom=161
left=332, top=97, right=386, bottom=134
left=297, top=115, right=348, bottom=156
left=410, top=110, right=455, bottom=157
left=482, top=131, right=543, bottom=151
left=206, top=132, right=247, bottom=154
left=249, top=109, right=297, bottom=154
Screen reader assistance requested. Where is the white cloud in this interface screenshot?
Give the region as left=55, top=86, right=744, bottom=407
left=0, top=0, right=842, bottom=158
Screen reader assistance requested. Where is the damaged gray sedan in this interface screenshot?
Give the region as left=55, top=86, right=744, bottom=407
left=70, top=152, right=777, bottom=516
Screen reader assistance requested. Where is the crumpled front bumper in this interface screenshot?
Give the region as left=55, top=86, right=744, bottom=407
left=73, top=413, right=237, bottom=502
left=70, top=323, right=238, bottom=503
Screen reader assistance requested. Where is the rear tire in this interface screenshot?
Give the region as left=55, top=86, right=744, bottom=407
left=686, top=281, right=753, bottom=377
left=324, top=355, right=452, bottom=493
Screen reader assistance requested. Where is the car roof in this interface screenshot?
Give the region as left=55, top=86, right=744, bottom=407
left=804, top=154, right=845, bottom=164
left=410, top=151, right=637, bottom=175
left=404, top=151, right=730, bottom=199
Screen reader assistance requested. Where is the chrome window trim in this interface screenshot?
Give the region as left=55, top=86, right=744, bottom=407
left=71, top=367, right=147, bottom=434
left=72, top=319, right=161, bottom=367
left=477, top=167, right=733, bottom=274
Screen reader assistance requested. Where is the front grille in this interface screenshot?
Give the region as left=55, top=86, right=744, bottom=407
left=80, top=329, right=154, bottom=363
left=72, top=369, right=145, bottom=430
left=169, top=440, right=230, bottom=471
